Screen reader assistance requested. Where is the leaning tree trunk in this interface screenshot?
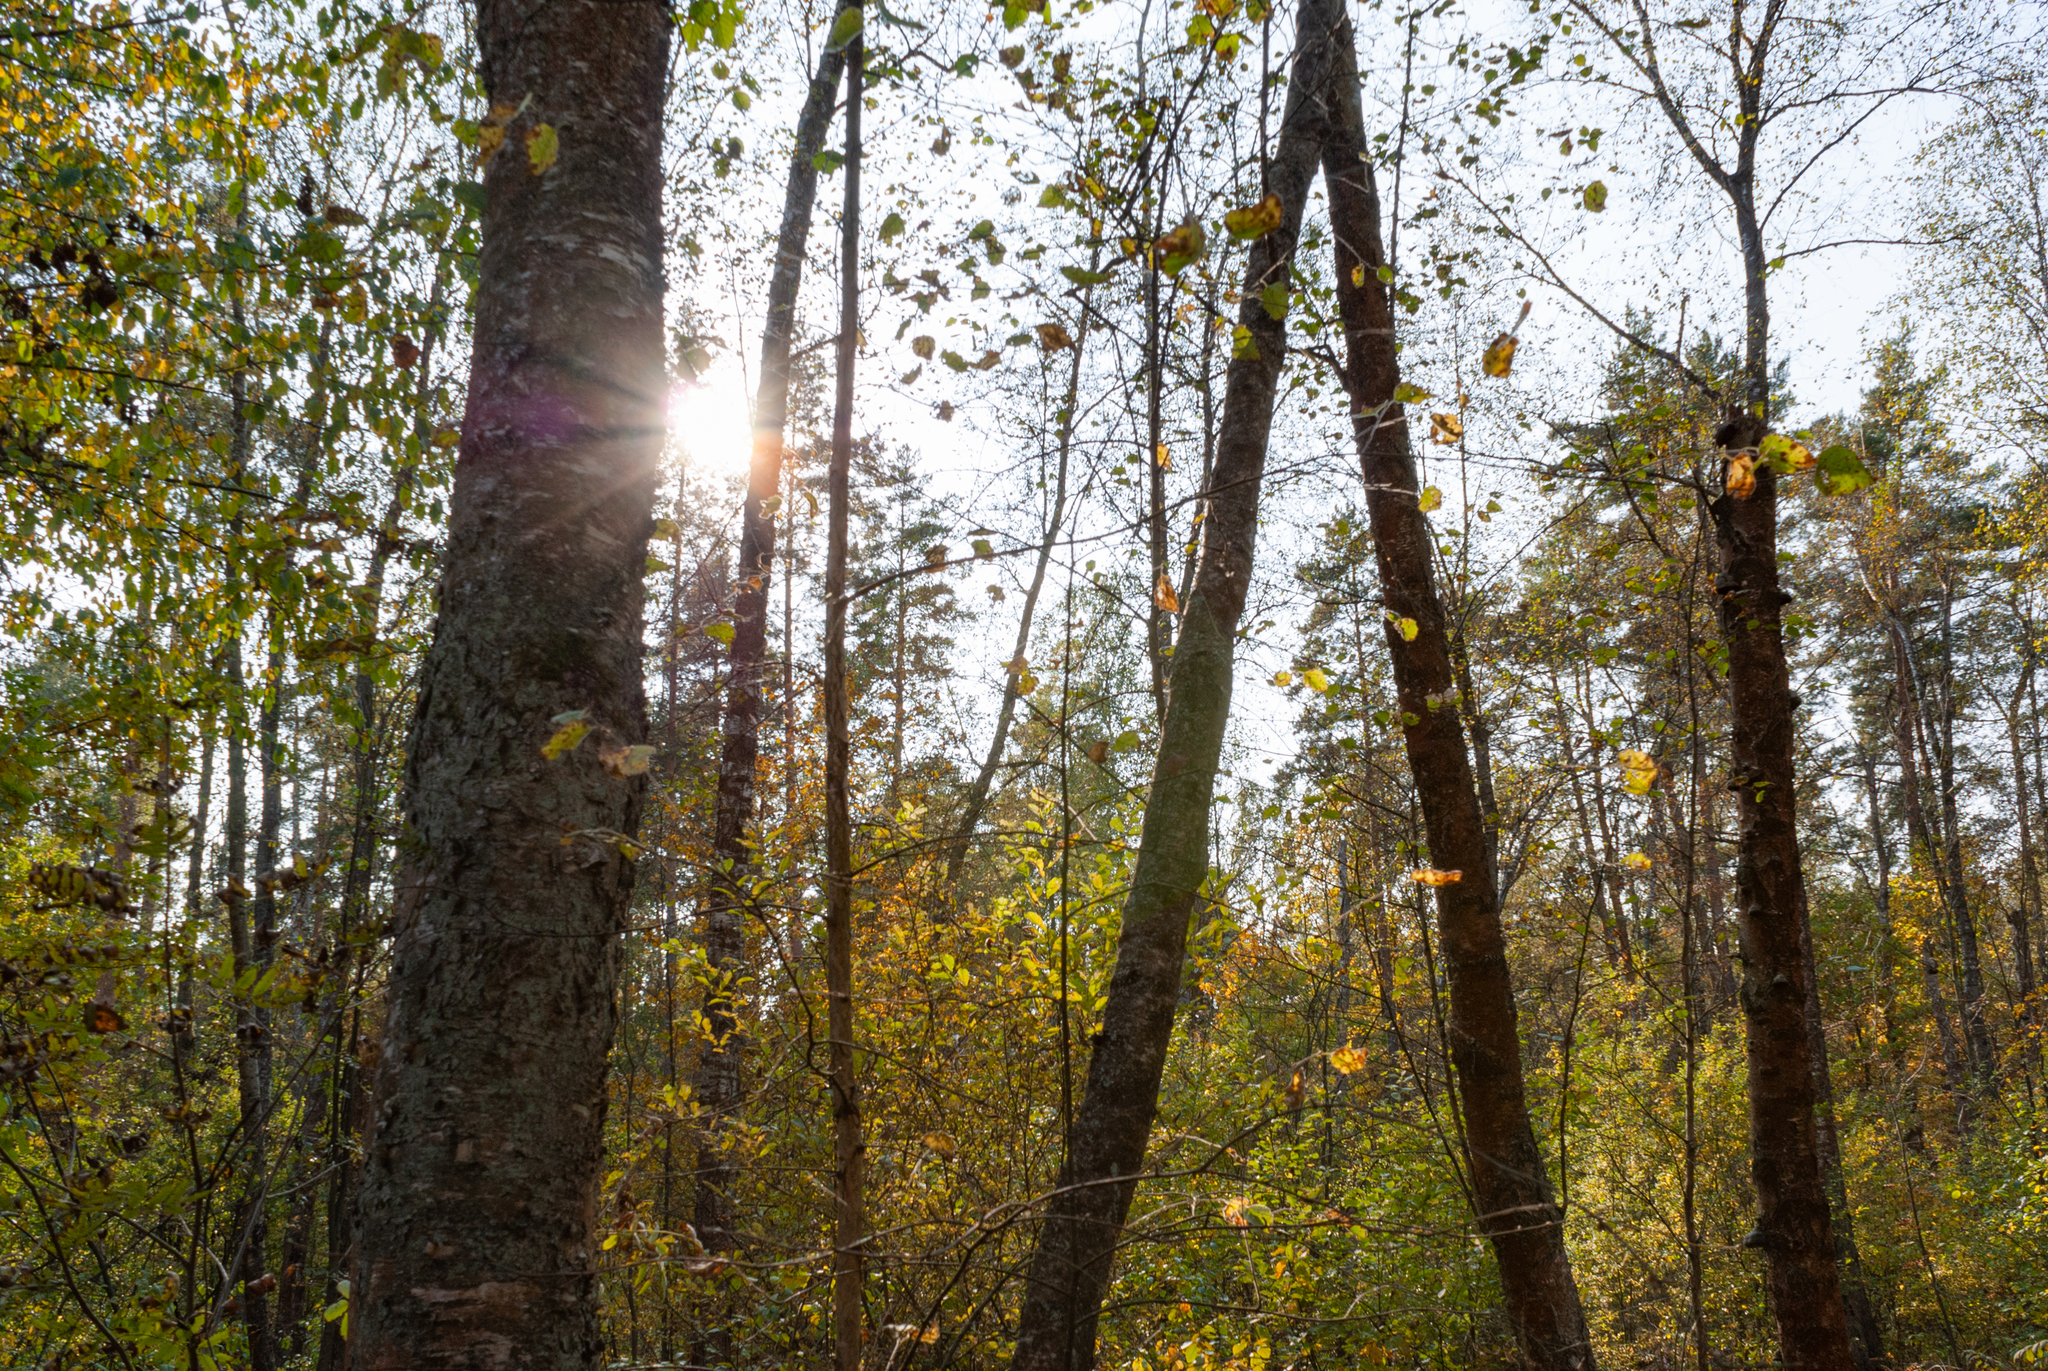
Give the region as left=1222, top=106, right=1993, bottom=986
left=1322, top=29, right=1594, bottom=1370
left=348, top=3, right=669, bottom=1367
left=1006, top=7, right=1344, bottom=1367
left=694, top=0, right=857, bottom=1292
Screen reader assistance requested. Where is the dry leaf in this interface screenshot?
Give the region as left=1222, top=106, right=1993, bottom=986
left=1429, top=412, right=1463, bottom=445
left=1409, top=868, right=1463, bottom=886
left=1087, top=739, right=1110, bottom=764
left=1034, top=322, right=1073, bottom=351
left=1224, top=194, right=1284, bottom=240
left=1153, top=573, right=1180, bottom=614
left=1617, top=748, right=1660, bottom=795
left=1330, top=1043, right=1367, bottom=1073
left=1725, top=450, right=1757, bottom=499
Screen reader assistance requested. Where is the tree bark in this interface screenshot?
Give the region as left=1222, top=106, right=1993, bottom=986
left=693, top=0, right=854, bottom=1307
left=823, top=32, right=867, bottom=1371
left=347, top=3, right=669, bottom=1366
left=1005, top=10, right=1343, bottom=1366
left=1933, top=585, right=1995, bottom=1084
left=1323, top=34, right=1595, bottom=1370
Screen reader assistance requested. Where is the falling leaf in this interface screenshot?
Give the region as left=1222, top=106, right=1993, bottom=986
left=1351, top=264, right=1367, bottom=288
left=1393, top=382, right=1432, bottom=404
left=1035, top=322, right=1074, bottom=351
left=1581, top=180, right=1608, bottom=212
left=825, top=5, right=864, bottom=51
left=1152, top=218, right=1206, bottom=276
left=1623, top=851, right=1653, bottom=871
left=1087, top=739, right=1110, bottom=764
left=1260, top=282, right=1290, bottom=321
left=1017, top=673, right=1039, bottom=695
left=541, top=712, right=590, bottom=759
left=85, top=1003, right=127, bottom=1034
left=936, top=401, right=956, bottom=421
left=912, top=335, right=936, bottom=360
left=925, top=544, right=949, bottom=566
left=1231, top=324, right=1259, bottom=360
left=1617, top=748, right=1660, bottom=795
left=391, top=332, right=420, bottom=368
left=1273, top=669, right=1293, bottom=687
left=1395, top=617, right=1419, bottom=642
left=1429, top=412, right=1463, bottom=445
left=879, top=211, right=906, bottom=240
left=1224, top=194, right=1284, bottom=240
left=323, top=204, right=368, bottom=227
left=1155, top=444, right=1171, bottom=469
left=476, top=101, right=518, bottom=166
left=1418, top=485, right=1442, bottom=513
left=1814, top=443, right=1874, bottom=497
left=1725, top=450, right=1757, bottom=499
left=1482, top=332, right=1519, bottom=378
left=524, top=123, right=559, bottom=174
left=1759, top=432, right=1815, bottom=472
left=431, top=427, right=461, bottom=448
left=1153, top=574, right=1180, bottom=614
left=1061, top=266, right=1113, bottom=286
left=1114, top=730, right=1141, bottom=752
left=986, top=584, right=1005, bottom=601
left=972, top=349, right=1001, bottom=371
left=600, top=744, right=658, bottom=778
left=645, top=555, right=671, bottom=575
left=1304, top=667, right=1330, bottom=693
left=1330, top=1043, right=1367, bottom=1074
left=1222, top=1196, right=1253, bottom=1226
left=972, top=538, right=994, bottom=560
left=1409, top=868, right=1463, bottom=886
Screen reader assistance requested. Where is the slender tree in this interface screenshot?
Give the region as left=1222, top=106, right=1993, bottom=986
left=1322, top=26, right=1596, bottom=1369
left=1008, top=4, right=1345, bottom=1364
left=348, top=2, right=670, bottom=1364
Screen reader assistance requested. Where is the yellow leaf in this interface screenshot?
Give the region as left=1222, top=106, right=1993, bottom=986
left=1330, top=1043, right=1367, bottom=1073
left=1273, top=669, right=1293, bottom=687
left=431, top=428, right=461, bottom=448
left=1418, top=485, right=1442, bottom=513
left=601, top=744, right=657, bottom=778
left=1153, top=574, right=1180, bottom=614
left=922, top=1132, right=957, bottom=1158
left=524, top=123, right=559, bottom=174
left=476, top=101, right=518, bottom=167
left=1759, top=432, right=1814, bottom=471
left=1410, top=868, right=1463, bottom=886
left=1396, top=617, right=1419, bottom=642
left=542, top=711, right=590, bottom=759
left=1350, top=264, right=1366, bottom=288
left=1725, top=450, right=1757, bottom=499
left=1304, top=667, right=1330, bottom=693
left=1222, top=1196, right=1253, bottom=1226
left=1624, top=851, right=1653, bottom=871
left=1481, top=332, right=1518, bottom=378
left=1223, top=194, right=1284, bottom=240
left=1617, top=748, right=1659, bottom=795
left=1155, top=443, right=1171, bottom=469
left=1429, top=412, right=1463, bottom=445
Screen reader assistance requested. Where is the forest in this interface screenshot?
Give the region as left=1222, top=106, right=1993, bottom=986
left=3, top=0, right=2047, bottom=1367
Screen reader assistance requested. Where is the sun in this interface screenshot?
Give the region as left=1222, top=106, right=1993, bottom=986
left=668, top=361, right=754, bottom=475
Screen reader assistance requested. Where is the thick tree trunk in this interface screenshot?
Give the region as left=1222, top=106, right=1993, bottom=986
left=1708, top=409, right=1853, bottom=1370
left=693, top=0, right=854, bottom=1306
left=1005, top=9, right=1344, bottom=1366
left=823, top=33, right=867, bottom=1371
left=348, top=3, right=668, bottom=1366
left=1323, top=36, right=1594, bottom=1370
left=1933, top=588, right=1994, bottom=1084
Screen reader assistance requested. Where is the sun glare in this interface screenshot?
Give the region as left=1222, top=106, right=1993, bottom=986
left=668, top=372, right=754, bottom=475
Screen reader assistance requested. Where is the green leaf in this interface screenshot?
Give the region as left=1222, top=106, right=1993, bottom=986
left=824, top=5, right=864, bottom=51
left=1581, top=179, right=1608, bottom=212
left=972, top=538, right=994, bottom=560
left=705, top=621, right=736, bottom=645
left=812, top=149, right=845, bottom=174
left=1060, top=266, right=1112, bottom=285
left=542, top=712, right=591, bottom=759
left=880, top=211, right=906, bottom=240
left=1231, top=324, right=1260, bottom=360
left=1038, top=184, right=1070, bottom=208
left=525, top=124, right=559, bottom=175
left=1814, top=444, right=1874, bottom=497
left=1260, top=282, right=1289, bottom=321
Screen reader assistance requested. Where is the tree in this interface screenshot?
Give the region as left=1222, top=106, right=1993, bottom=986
left=347, top=3, right=671, bottom=1365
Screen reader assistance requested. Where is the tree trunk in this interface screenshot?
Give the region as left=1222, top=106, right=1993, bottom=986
left=1709, top=408, right=1853, bottom=1369
left=693, top=0, right=854, bottom=1313
left=1933, top=585, right=1994, bottom=1084
left=1006, top=8, right=1344, bottom=1365
left=2007, top=674, right=2043, bottom=1064
left=348, top=2, right=669, bottom=1365
left=1323, top=34, right=1594, bottom=1369
left=823, top=32, right=867, bottom=1371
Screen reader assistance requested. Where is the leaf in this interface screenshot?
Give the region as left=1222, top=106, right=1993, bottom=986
left=645, top=555, right=671, bottom=574
left=1351, top=264, right=1367, bottom=287
left=1581, top=179, right=1608, bottom=212
left=911, top=335, right=936, bottom=360
left=1395, top=617, right=1419, bottom=642
left=824, top=5, right=864, bottom=51
left=880, top=212, right=907, bottom=241
left=1330, top=1043, right=1367, bottom=1073
left=1617, top=748, right=1660, bottom=795
left=1409, top=868, right=1463, bottom=886
left=1153, top=574, right=1180, bottom=614
left=1087, top=739, right=1110, bottom=764
left=1155, top=444, right=1171, bottom=469
left=541, top=712, right=591, bottom=759
left=1037, top=183, right=1069, bottom=208
left=1224, top=194, right=1284, bottom=240
left=1418, top=485, right=1442, bottom=513
left=525, top=124, right=559, bottom=175
left=1260, top=282, right=1290, bottom=321
left=1429, top=412, right=1463, bottom=445
left=1758, top=432, right=1814, bottom=472
left=1623, top=851, right=1653, bottom=871
left=972, top=350, right=1002, bottom=371
left=1393, top=382, right=1431, bottom=404
left=1153, top=218, right=1206, bottom=276
left=1061, top=266, right=1113, bottom=286
left=1814, top=443, right=1874, bottom=497
left=1231, top=324, right=1260, bottom=360
left=922, top=1131, right=958, bottom=1158
left=1304, top=667, right=1330, bottom=693
left=1035, top=321, right=1074, bottom=351
left=972, top=538, right=994, bottom=560
left=924, top=544, right=949, bottom=566
left=812, top=149, right=845, bottom=174
left=1273, top=669, right=1293, bottom=687
left=986, top=584, right=1005, bottom=601
left=1481, top=332, right=1519, bottom=378
left=323, top=204, right=368, bottom=227
left=600, top=744, right=658, bottom=778
left=1725, top=450, right=1757, bottom=499
left=704, top=622, right=736, bottom=646
left=431, top=428, right=461, bottom=449
left=1113, top=730, right=1141, bottom=752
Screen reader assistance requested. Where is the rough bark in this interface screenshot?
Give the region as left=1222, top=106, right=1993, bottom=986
left=694, top=0, right=854, bottom=1300
left=823, top=33, right=867, bottom=1371
left=1933, top=588, right=1994, bottom=1083
left=1323, top=35, right=1595, bottom=1370
left=1708, top=412, right=1853, bottom=1371
left=347, top=3, right=668, bottom=1366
